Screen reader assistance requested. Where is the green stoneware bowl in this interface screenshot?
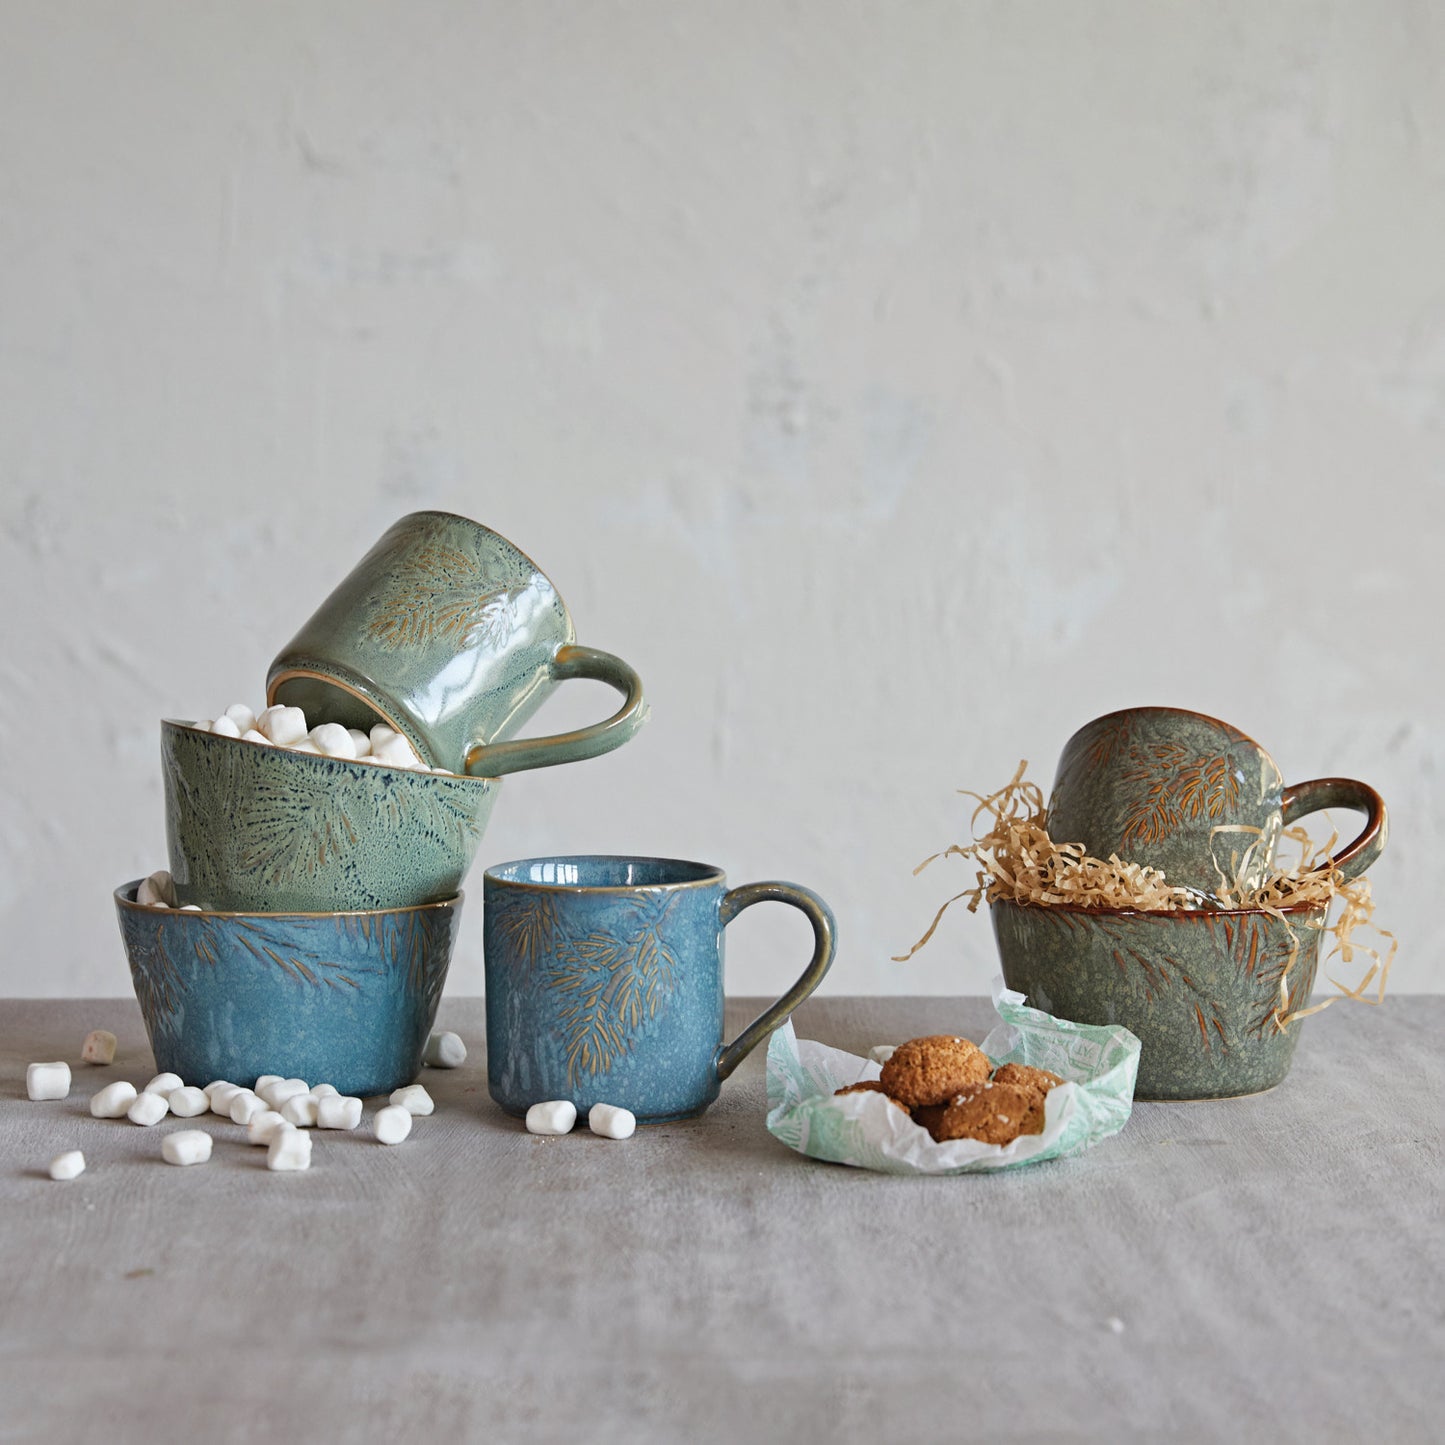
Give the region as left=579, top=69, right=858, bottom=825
left=116, top=881, right=461, bottom=1095
left=162, top=719, right=500, bottom=913
left=991, top=897, right=1329, bottom=1100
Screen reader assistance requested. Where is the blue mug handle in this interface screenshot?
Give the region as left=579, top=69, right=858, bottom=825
left=714, top=882, right=837, bottom=1081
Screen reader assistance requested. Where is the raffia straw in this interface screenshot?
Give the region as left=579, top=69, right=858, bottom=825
left=894, top=762, right=1396, bottom=1026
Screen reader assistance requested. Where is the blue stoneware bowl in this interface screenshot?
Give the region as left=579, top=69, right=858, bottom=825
left=115, top=882, right=462, bottom=1095
left=162, top=719, right=500, bottom=913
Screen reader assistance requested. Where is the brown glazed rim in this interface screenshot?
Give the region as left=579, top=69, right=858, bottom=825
left=160, top=718, right=499, bottom=786
left=115, top=880, right=464, bottom=920
left=990, top=896, right=1328, bottom=921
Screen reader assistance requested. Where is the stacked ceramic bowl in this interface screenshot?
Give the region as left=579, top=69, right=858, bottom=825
left=115, top=511, right=647, bottom=1094
left=991, top=707, right=1388, bottom=1101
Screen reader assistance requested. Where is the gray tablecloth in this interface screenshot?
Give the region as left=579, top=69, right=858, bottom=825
left=1, top=996, right=1440, bottom=1443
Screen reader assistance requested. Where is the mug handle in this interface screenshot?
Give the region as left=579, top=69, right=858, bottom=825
left=1279, top=777, right=1388, bottom=885
left=464, top=645, right=648, bottom=778
left=714, top=882, right=837, bottom=1082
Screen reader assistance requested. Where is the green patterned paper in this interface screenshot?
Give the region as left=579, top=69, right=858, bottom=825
left=766, top=983, right=1140, bottom=1175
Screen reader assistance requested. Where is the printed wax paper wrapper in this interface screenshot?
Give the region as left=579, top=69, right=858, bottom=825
left=766, top=982, right=1141, bottom=1174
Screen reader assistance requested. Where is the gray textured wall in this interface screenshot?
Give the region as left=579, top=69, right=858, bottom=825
left=1, top=3, right=1438, bottom=998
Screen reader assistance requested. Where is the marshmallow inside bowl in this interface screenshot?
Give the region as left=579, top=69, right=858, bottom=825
left=161, top=709, right=500, bottom=914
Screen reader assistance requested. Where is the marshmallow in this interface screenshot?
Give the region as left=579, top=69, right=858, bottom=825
left=424, top=1031, right=466, bottom=1069
left=143, top=1072, right=184, bottom=1098
left=211, top=714, right=242, bottom=738
left=246, top=1111, right=290, bottom=1147
left=260, top=1078, right=309, bottom=1108
left=223, top=703, right=257, bottom=733
left=373, top=735, right=423, bottom=769
left=588, top=1103, right=636, bottom=1140
left=49, top=1150, right=85, bottom=1181
left=369, top=724, right=401, bottom=750
left=240, top=729, right=270, bottom=746
left=167, top=1086, right=209, bottom=1117
left=81, top=1029, right=117, bottom=1065
left=347, top=728, right=372, bottom=757
left=192, top=719, right=213, bottom=732
left=280, top=1093, right=318, bottom=1127
left=310, top=1083, right=339, bottom=1099
left=316, top=1095, right=363, bottom=1130
left=267, top=1128, right=312, bottom=1171
left=209, top=1084, right=244, bottom=1116
left=258, top=705, right=308, bottom=746
left=162, top=1130, right=213, bottom=1166
left=202, top=1080, right=234, bottom=1098
left=290, top=738, right=322, bottom=755
left=27, top=1061, right=71, bottom=1101
left=90, top=1081, right=138, bottom=1118
left=309, top=723, right=357, bottom=759
left=389, top=1084, right=434, bottom=1117
left=127, top=1091, right=170, bottom=1126
left=179, top=903, right=204, bottom=911
left=373, top=1105, right=412, bottom=1145
left=229, top=1091, right=268, bottom=1126
left=526, top=1100, right=577, bottom=1136
left=868, top=1045, right=897, bottom=1065
left=254, top=1074, right=283, bottom=1094
left=137, top=870, right=177, bottom=908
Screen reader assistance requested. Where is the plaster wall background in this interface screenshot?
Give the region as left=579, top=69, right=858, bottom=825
left=2, top=2, right=1440, bottom=1000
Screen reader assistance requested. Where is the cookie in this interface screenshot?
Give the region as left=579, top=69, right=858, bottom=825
left=991, top=1062, right=1064, bottom=1102
left=834, top=1080, right=910, bottom=1115
left=878, top=1035, right=991, bottom=1108
left=931, top=1081, right=1045, bottom=1145
left=911, top=1102, right=950, bottom=1141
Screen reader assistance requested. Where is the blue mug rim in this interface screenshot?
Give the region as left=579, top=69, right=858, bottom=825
left=484, top=855, right=724, bottom=893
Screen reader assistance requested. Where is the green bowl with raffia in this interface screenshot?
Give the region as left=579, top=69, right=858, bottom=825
left=991, top=897, right=1329, bottom=1100
left=162, top=719, right=500, bottom=913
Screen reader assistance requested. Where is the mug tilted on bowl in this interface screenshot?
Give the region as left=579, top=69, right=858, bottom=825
left=1045, top=706, right=1387, bottom=896
left=162, top=719, right=500, bottom=914
left=266, top=510, right=649, bottom=778
left=115, top=882, right=462, bottom=1096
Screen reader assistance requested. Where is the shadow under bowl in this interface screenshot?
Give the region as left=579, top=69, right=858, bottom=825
left=115, top=882, right=462, bottom=1095
left=990, top=896, right=1328, bottom=1100
left=162, top=719, right=500, bottom=913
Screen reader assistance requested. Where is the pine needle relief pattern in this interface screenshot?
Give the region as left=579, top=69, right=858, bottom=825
left=363, top=540, right=520, bottom=653
left=548, top=897, right=681, bottom=1087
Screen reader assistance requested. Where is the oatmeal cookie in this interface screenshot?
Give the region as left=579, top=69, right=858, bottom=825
left=931, top=1081, right=1045, bottom=1145
left=990, top=1062, right=1064, bottom=1102
left=833, top=1080, right=910, bottom=1114
left=878, top=1035, right=991, bottom=1108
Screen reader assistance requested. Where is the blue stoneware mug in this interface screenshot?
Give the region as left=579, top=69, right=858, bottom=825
left=483, top=856, right=837, bottom=1122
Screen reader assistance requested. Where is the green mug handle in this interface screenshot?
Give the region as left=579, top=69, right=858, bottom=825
left=464, top=645, right=648, bottom=778
left=714, top=882, right=837, bottom=1082
left=1279, top=777, right=1388, bottom=885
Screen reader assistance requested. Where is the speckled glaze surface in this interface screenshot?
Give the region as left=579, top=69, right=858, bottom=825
left=267, top=510, right=647, bottom=777
left=1047, top=706, right=1387, bottom=894
left=991, top=897, right=1328, bottom=1099
left=484, top=856, right=837, bottom=1122
left=115, top=883, right=461, bottom=1095
left=162, top=719, right=498, bottom=912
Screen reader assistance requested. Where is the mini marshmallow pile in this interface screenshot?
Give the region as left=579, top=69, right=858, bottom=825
left=30, top=1027, right=463, bottom=1177
left=525, top=1100, right=636, bottom=1140
left=192, top=702, right=453, bottom=773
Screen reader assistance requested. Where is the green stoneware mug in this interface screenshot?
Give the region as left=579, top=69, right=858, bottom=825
left=1045, top=706, right=1387, bottom=896
left=267, top=511, right=647, bottom=777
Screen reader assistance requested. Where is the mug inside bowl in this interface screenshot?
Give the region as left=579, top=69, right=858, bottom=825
left=486, top=855, right=723, bottom=890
